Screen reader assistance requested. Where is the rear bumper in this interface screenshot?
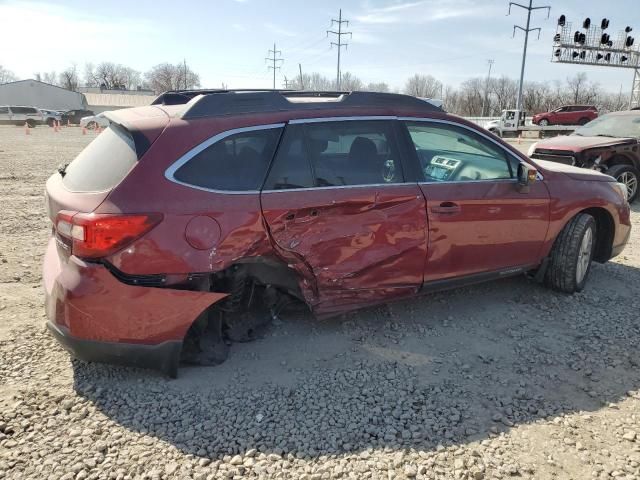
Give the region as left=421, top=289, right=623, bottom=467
left=47, top=321, right=182, bottom=377
left=43, top=238, right=227, bottom=375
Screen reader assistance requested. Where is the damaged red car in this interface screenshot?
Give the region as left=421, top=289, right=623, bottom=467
left=43, top=90, right=631, bottom=377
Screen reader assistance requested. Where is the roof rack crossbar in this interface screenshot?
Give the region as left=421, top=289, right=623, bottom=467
left=151, top=90, right=443, bottom=118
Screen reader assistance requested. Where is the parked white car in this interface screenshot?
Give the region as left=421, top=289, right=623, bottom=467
left=0, top=106, right=45, bottom=127
left=79, top=113, right=110, bottom=129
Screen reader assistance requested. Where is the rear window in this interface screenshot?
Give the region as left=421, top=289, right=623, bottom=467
left=62, top=125, right=137, bottom=192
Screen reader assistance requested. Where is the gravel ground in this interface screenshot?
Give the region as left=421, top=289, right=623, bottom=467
left=1, top=125, right=639, bottom=480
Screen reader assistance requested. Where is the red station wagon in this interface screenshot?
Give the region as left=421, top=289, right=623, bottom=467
left=43, top=90, right=631, bottom=376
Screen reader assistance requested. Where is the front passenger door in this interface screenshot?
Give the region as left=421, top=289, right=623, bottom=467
left=402, top=120, right=550, bottom=283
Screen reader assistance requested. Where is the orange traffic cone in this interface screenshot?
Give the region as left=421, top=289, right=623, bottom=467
left=517, top=134, right=522, bottom=145
left=82, top=126, right=87, bottom=135
left=96, top=125, right=102, bottom=134
left=24, top=122, right=30, bottom=135
left=54, top=121, right=59, bottom=133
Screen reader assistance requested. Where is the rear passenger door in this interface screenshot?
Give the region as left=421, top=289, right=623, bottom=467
left=260, top=119, right=428, bottom=315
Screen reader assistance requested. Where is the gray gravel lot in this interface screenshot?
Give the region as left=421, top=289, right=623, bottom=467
left=0, top=125, right=639, bottom=480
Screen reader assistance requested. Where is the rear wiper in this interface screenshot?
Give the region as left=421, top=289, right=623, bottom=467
left=57, top=162, right=69, bottom=177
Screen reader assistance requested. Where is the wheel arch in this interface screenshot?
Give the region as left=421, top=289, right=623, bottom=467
left=580, top=207, right=614, bottom=263
left=607, top=154, right=638, bottom=170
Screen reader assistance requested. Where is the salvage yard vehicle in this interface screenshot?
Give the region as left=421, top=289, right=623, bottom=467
left=43, top=90, right=631, bottom=377
left=486, top=109, right=576, bottom=138
left=528, top=110, right=640, bottom=202
left=61, top=109, right=95, bottom=125
left=0, top=105, right=44, bottom=127
left=79, top=112, right=110, bottom=130
left=532, top=105, right=598, bottom=126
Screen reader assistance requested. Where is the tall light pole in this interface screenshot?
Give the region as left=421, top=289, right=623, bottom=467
left=481, top=59, right=494, bottom=117
left=509, top=1, right=550, bottom=113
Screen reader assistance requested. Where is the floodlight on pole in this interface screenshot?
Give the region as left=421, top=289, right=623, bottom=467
left=550, top=15, right=640, bottom=107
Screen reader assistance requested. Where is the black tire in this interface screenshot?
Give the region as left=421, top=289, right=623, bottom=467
left=46, top=118, right=55, bottom=127
left=578, top=117, right=590, bottom=125
left=86, top=121, right=97, bottom=130
left=26, top=120, right=36, bottom=128
left=545, top=213, right=596, bottom=293
left=538, top=119, right=549, bottom=127
left=607, top=164, right=639, bottom=203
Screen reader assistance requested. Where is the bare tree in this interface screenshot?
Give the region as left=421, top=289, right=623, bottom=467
left=364, top=82, right=389, bottom=92
left=0, top=65, right=17, bottom=84
left=289, top=72, right=333, bottom=91
left=58, top=65, right=79, bottom=91
left=490, top=76, right=518, bottom=112
left=145, top=63, right=200, bottom=93
left=404, top=74, right=442, bottom=98
left=457, top=78, right=486, bottom=116
left=338, top=71, right=363, bottom=91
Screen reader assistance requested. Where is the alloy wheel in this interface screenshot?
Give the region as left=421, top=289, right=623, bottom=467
left=576, top=227, right=593, bottom=284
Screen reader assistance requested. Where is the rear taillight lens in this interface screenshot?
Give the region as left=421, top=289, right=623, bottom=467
left=55, top=211, right=162, bottom=259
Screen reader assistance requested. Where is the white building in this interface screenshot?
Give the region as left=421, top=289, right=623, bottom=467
left=0, top=79, right=87, bottom=110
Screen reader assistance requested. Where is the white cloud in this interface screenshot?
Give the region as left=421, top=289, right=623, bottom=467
left=355, top=0, right=496, bottom=25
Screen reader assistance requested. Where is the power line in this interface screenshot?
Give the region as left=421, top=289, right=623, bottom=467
left=265, top=43, right=284, bottom=89
left=509, top=0, right=550, bottom=112
left=327, top=9, right=352, bottom=90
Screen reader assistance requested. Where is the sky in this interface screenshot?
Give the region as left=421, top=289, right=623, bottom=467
left=0, top=0, right=637, bottom=94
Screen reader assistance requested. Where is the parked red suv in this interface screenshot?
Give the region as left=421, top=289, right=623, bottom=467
left=43, top=90, right=631, bottom=376
left=532, top=105, right=598, bottom=126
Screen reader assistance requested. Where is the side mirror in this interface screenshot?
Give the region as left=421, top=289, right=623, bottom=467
left=517, top=163, right=537, bottom=192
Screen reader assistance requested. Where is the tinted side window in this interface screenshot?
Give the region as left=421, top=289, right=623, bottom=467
left=173, top=127, right=282, bottom=191
left=304, top=120, right=403, bottom=186
left=263, top=125, right=314, bottom=190
left=405, top=122, right=515, bottom=182
left=11, top=107, right=37, bottom=114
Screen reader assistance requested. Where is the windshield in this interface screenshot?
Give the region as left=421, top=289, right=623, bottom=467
left=573, top=113, right=640, bottom=139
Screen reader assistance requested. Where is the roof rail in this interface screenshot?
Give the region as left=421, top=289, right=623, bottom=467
left=151, top=89, right=444, bottom=117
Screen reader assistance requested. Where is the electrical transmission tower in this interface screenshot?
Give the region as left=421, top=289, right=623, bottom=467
left=509, top=1, right=550, bottom=112
left=327, top=9, right=352, bottom=90
left=265, top=43, right=284, bottom=89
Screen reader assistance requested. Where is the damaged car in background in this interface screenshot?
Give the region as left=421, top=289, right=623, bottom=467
left=528, top=110, right=640, bottom=202
left=43, top=90, right=631, bottom=377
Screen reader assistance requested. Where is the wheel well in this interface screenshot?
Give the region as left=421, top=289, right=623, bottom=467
left=581, top=207, right=614, bottom=263
left=608, top=155, right=636, bottom=169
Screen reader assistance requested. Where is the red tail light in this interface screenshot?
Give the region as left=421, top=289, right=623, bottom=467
left=55, top=211, right=162, bottom=259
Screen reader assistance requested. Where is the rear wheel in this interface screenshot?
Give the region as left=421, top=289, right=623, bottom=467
left=607, top=164, right=639, bottom=202
left=26, top=119, right=36, bottom=128
left=545, top=213, right=596, bottom=293
left=86, top=121, right=97, bottom=130
left=578, top=117, right=590, bottom=125
left=538, top=119, right=549, bottom=127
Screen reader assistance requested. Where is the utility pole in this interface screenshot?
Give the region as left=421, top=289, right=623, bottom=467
left=299, top=63, right=304, bottom=90
left=283, top=76, right=291, bottom=89
left=327, top=9, right=352, bottom=90
left=509, top=0, right=550, bottom=113
left=265, top=43, right=283, bottom=89
left=183, top=58, right=188, bottom=90
left=481, top=59, right=495, bottom=117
